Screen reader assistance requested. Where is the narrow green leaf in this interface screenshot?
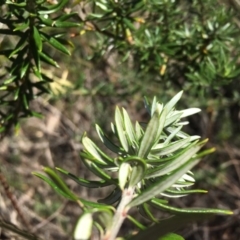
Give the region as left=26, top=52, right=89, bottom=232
left=22, top=94, right=29, bottom=110
left=142, top=203, right=158, bottom=222
left=82, top=134, right=114, bottom=165
left=38, top=0, right=68, bottom=14
left=43, top=167, right=78, bottom=200
left=150, top=198, right=233, bottom=215
left=135, top=121, right=143, bottom=141
left=123, top=157, right=146, bottom=187
left=14, top=88, right=20, bottom=100
left=6, top=0, right=26, bottom=7
left=163, top=126, right=182, bottom=145
left=164, top=188, right=207, bottom=196
left=82, top=133, right=106, bottom=164
left=33, top=27, right=42, bottom=52
left=146, top=143, right=201, bottom=179
left=164, top=91, right=183, bottom=115
left=81, top=159, right=117, bottom=185
left=98, top=187, right=122, bottom=205
left=95, top=209, right=113, bottom=231
left=56, top=167, right=112, bottom=188
left=123, top=18, right=136, bottom=31
left=164, top=112, right=182, bottom=127
left=179, top=108, right=201, bottom=118
left=151, top=138, right=191, bottom=156
left=51, top=37, right=70, bottom=54
left=73, top=212, right=93, bottom=240
left=119, top=162, right=131, bottom=190
left=20, top=62, right=29, bottom=78
left=3, top=76, right=16, bottom=85
left=9, top=33, right=28, bottom=58
left=38, top=16, right=55, bottom=27
left=127, top=215, right=146, bottom=230
left=96, top=124, right=124, bottom=154
left=80, top=198, right=114, bottom=210
left=14, top=21, right=29, bottom=32
left=32, top=66, right=42, bottom=79
left=122, top=107, right=136, bottom=145
left=33, top=172, right=77, bottom=200
left=156, top=107, right=167, bottom=141
left=39, top=51, right=59, bottom=67
left=115, top=107, right=129, bottom=152
left=128, top=156, right=201, bottom=207
left=138, top=109, right=160, bottom=158
left=31, top=111, right=43, bottom=118
left=56, top=12, right=79, bottom=22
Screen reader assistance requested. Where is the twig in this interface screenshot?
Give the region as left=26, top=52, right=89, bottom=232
left=104, top=187, right=135, bottom=240
left=0, top=218, right=42, bottom=240
left=0, top=169, right=30, bottom=230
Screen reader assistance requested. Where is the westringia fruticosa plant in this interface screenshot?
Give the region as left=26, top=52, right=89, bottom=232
left=34, top=91, right=232, bottom=240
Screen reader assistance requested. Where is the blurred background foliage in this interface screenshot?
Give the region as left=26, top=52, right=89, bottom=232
left=0, top=0, right=240, bottom=239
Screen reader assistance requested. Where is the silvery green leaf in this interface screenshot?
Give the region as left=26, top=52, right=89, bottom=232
left=181, top=173, right=195, bottom=182
left=115, top=107, right=129, bottom=152
left=135, top=121, right=143, bottom=141
left=151, top=96, right=158, bottom=116
left=82, top=138, right=114, bottom=165
left=111, top=122, right=116, bottom=134
left=164, top=126, right=182, bottom=145
left=96, top=1, right=109, bottom=11
left=96, top=124, right=123, bottom=154
left=151, top=137, right=191, bottom=156
left=176, top=121, right=189, bottom=126
left=122, top=107, right=136, bottom=144
left=125, top=157, right=146, bottom=187
left=160, top=192, right=188, bottom=198
left=180, top=108, right=201, bottom=118
left=146, top=143, right=201, bottom=179
left=138, top=109, right=160, bottom=158
left=156, top=107, right=167, bottom=143
left=164, top=91, right=183, bottom=114
left=73, top=212, right=93, bottom=240
left=119, top=162, right=130, bottom=190
left=167, top=127, right=189, bottom=139
left=172, top=181, right=195, bottom=188
left=164, top=112, right=183, bottom=127
left=152, top=143, right=164, bottom=150
left=82, top=133, right=105, bottom=164
left=128, top=156, right=201, bottom=208
left=82, top=159, right=116, bottom=185
left=189, top=136, right=201, bottom=141
left=147, top=143, right=198, bottom=165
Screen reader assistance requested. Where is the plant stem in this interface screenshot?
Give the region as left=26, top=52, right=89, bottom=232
left=104, top=187, right=135, bottom=240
